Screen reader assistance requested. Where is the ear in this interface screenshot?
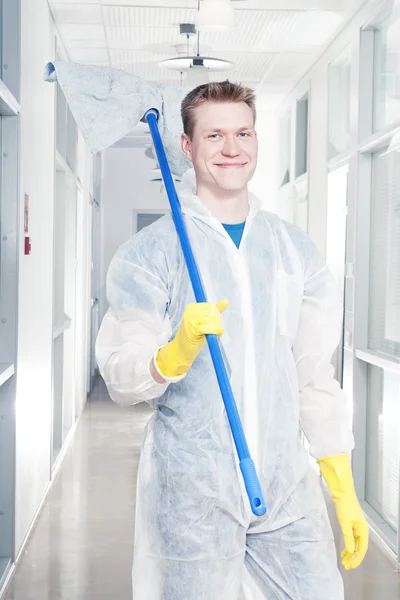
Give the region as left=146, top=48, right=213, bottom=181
left=181, top=133, right=193, bottom=162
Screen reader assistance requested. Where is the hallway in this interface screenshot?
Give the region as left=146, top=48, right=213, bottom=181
left=2, top=379, right=400, bottom=600
left=2, top=379, right=149, bottom=600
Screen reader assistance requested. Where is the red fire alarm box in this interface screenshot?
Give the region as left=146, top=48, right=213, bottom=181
left=24, top=236, right=31, bottom=255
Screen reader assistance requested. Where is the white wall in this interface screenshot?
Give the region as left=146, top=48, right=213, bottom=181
left=249, top=108, right=277, bottom=212
left=100, top=147, right=170, bottom=319
left=14, top=0, right=94, bottom=557
left=15, top=0, right=57, bottom=554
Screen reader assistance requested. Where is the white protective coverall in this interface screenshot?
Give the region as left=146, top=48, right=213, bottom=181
left=96, top=169, right=354, bottom=600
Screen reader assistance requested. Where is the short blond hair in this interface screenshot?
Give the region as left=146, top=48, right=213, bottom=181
left=181, top=80, right=257, bottom=139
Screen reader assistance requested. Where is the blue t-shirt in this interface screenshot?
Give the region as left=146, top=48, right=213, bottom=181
left=222, top=221, right=246, bottom=249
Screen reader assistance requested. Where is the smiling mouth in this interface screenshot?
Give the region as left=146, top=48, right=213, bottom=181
left=215, top=163, right=247, bottom=168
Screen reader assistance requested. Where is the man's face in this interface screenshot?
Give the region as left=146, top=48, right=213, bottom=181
left=181, top=101, right=258, bottom=193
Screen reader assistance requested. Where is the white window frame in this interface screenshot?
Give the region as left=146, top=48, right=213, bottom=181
left=350, top=14, right=400, bottom=560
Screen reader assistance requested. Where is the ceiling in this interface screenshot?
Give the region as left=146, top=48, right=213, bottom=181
left=49, top=0, right=367, bottom=112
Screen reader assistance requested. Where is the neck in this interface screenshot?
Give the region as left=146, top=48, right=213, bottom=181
left=196, top=183, right=249, bottom=224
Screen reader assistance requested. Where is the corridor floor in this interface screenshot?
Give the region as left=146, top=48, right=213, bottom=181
left=3, top=378, right=400, bottom=599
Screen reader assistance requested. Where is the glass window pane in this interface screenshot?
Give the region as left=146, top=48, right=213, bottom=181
left=369, top=149, right=400, bottom=359
left=328, top=46, right=351, bottom=159
left=1, top=0, right=20, bottom=102
left=295, top=94, right=308, bottom=179
left=77, top=131, right=85, bottom=184
left=374, top=11, right=400, bottom=131
left=279, top=110, right=291, bottom=187
left=366, top=364, right=400, bottom=532
left=136, top=212, right=164, bottom=232
left=56, top=83, right=67, bottom=158
left=66, top=106, right=77, bottom=173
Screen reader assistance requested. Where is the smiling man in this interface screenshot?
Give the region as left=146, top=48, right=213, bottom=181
left=96, top=81, right=368, bottom=600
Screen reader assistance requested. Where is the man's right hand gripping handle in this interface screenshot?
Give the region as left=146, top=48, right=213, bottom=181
left=155, top=300, right=229, bottom=379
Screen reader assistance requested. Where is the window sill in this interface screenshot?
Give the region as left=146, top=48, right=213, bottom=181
left=53, top=315, right=72, bottom=340
left=56, top=150, right=76, bottom=180
left=0, top=363, right=15, bottom=387
left=294, top=173, right=308, bottom=185
left=0, top=80, right=20, bottom=116
left=355, top=348, right=400, bottom=375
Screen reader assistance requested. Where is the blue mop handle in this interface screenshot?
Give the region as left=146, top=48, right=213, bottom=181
left=144, top=109, right=266, bottom=517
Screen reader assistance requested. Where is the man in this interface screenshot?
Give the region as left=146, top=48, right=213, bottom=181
left=96, top=81, right=368, bottom=599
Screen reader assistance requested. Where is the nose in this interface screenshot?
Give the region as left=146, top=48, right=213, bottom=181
left=221, top=135, right=241, bottom=157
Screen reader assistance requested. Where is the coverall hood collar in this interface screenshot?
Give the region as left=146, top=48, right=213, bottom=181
left=178, top=168, right=262, bottom=224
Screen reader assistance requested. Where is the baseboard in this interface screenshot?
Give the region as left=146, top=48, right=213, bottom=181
left=0, top=401, right=86, bottom=598
left=368, top=521, right=398, bottom=568
left=51, top=413, right=81, bottom=481
left=0, top=562, right=15, bottom=599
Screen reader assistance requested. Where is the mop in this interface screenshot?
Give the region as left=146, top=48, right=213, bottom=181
left=44, top=60, right=266, bottom=516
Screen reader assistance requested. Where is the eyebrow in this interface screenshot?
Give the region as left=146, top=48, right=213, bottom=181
left=204, top=126, right=254, bottom=133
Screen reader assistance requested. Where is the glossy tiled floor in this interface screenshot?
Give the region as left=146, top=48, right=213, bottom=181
left=3, top=378, right=400, bottom=599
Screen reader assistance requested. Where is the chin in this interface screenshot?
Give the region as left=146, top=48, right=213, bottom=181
left=217, top=182, right=248, bottom=192
left=214, top=171, right=253, bottom=191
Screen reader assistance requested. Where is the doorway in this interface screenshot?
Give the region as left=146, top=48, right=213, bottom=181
left=326, top=164, right=349, bottom=386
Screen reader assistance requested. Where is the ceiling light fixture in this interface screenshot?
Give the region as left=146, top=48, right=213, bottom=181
left=159, top=55, right=233, bottom=71
left=196, top=0, right=236, bottom=31
left=159, top=21, right=234, bottom=75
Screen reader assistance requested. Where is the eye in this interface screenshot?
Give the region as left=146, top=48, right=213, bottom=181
left=238, top=132, right=251, bottom=138
left=208, top=133, right=220, bottom=139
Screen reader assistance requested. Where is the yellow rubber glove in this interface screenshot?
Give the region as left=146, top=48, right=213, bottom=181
left=318, top=454, right=369, bottom=570
left=155, top=300, right=229, bottom=378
